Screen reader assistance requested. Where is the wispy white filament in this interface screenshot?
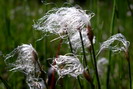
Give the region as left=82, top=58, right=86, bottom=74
left=69, top=28, right=95, bottom=51
left=97, top=33, right=130, bottom=55
left=5, top=44, right=45, bottom=89
left=52, top=54, right=84, bottom=78
left=33, top=7, right=94, bottom=38
left=27, top=77, right=45, bottom=89
left=5, top=44, right=40, bottom=75
left=34, top=6, right=95, bottom=51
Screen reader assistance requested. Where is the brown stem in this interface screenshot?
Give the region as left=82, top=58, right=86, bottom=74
left=83, top=71, right=95, bottom=89
left=56, top=39, right=63, bottom=58
left=48, top=39, right=63, bottom=89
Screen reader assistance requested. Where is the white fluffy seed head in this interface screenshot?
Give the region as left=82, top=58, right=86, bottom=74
left=5, top=44, right=40, bottom=75
left=52, top=54, right=84, bottom=78
left=97, top=33, right=130, bottom=56
left=68, top=28, right=95, bottom=51
left=27, top=77, right=45, bottom=89
left=33, top=7, right=94, bottom=38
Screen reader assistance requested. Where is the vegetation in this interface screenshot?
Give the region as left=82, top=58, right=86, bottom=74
left=0, top=0, right=133, bottom=89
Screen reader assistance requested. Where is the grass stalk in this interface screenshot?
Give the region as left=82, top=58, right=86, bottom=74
left=78, top=31, right=88, bottom=68
left=125, top=51, right=132, bottom=89
left=56, top=39, right=63, bottom=58
left=88, top=50, right=94, bottom=70
left=0, top=76, right=10, bottom=89
left=78, top=30, right=95, bottom=89
left=106, top=0, right=116, bottom=88
left=106, top=51, right=112, bottom=89
left=34, top=56, right=48, bottom=89
left=48, top=39, right=63, bottom=89
left=67, top=34, right=83, bottom=89
left=128, top=58, right=132, bottom=89
left=77, top=77, right=83, bottom=89
left=86, top=24, right=100, bottom=89
left=90, top=40, right=101, bottom=89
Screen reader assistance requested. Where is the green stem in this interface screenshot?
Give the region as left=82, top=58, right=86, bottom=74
left=106, top=0, right=116, bottom=88
left=67, top=34, right=83, bottom=89
left=90, top=41, right=101, bottom=89
left=77, top=76, right=83, bottom=89
left=126, top=52, right=132, bottom=89
left=106, top=51, right=112, bottom=89
left=110, top=0, right=116, bottom=36
left=79, top=31, right=88, bottom=68
left=0, top=76, right=10, bottom=89
left=89, top=50, right=94, bottom=69
left=79, top=31, right=95, bottom=89
left=128, top=59, right=132, bottom=89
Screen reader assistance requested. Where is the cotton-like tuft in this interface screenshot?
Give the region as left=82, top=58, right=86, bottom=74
left=27, top=77, right=45, bottom=89
left=97, top=33, right=130, bottom=56
left=33, top=7, right=94, bottom=38
left=52, top=54, right=84, bottom=78
left=5, top=44, right=40, bottom=76
left=68, top=28, right=95, bottom=51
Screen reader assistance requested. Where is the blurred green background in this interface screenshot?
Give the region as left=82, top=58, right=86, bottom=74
left=0, top=0, right=133, bottom=89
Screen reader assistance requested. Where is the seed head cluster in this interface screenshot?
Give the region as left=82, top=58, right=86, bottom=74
left=98, top=33, right=130, bottom=55
left=5, top=44, right=45, bottom=89
left=52, top=54, right=84, bottom=78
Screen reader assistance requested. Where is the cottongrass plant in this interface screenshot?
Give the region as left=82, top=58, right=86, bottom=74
left=33, top=6, right=102, bottom=89
left=4, top=5, right=131, bottom=89
left=97, top=33, right=130, bottom=55
left=5, top=44, right=40, bottom=75
left=33, top=7, right=95, bottom=43
left=52, top=54, right=84, bottom=78
left=98, top=33, right=131, bottom=89
left=5, top=44, right=46, bottom=89
left=34, top=6, right=97, bottom=88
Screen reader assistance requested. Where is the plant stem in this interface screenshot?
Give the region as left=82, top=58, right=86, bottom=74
left=90, top=40, right=101, bottom=89
left=89, top=50, right=94, bottom=69
left=110, top=0, right=116, bottom=36
left=79, top=31, right=88, bottom=68
left=32, top=49, right=48, bottom=89
left=0, top=76, right=10, bottom=89
left=77, top=76, right=83, bottom=89
left=128, top=59, right=132, bottom=89
left=79, top=30, right=95, bottom=89
left=56, top=39, right=63, bottom=58
left=126, top=52, right=132, bottom=89
left=35, top=58, right=48, bottom=89
left=49, top=39, right=63, bottom=89
left=106, top=51, right=112, bottom=89
left=106, top=0, right=116, bottom=88
left=67, top=34, right=83, bottom=89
